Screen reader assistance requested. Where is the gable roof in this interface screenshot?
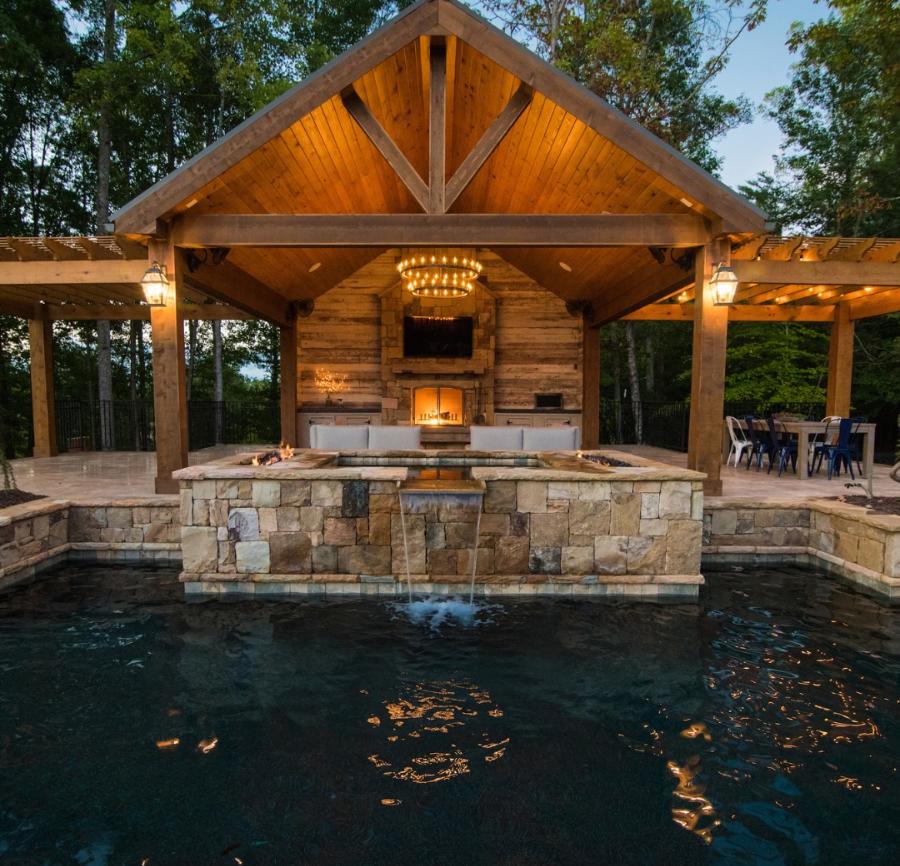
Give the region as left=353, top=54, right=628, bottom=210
left=113, top=0, right=765, bottom=237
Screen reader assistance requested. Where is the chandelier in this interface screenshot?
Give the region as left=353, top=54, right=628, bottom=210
left=398, top=250, right=483, bottom=298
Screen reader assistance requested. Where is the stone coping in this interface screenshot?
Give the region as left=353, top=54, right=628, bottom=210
left=0, top=498, right=68, bottom=526
left=707, top=495, right=900, bottom=532
left=0, top=496, right=178, bottom=525
left=173, top=447, right=705, bottom=484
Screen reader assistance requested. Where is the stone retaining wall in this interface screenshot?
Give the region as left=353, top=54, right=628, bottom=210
left=0, top=498, right=180, bottom=592
left=704, top=499, right=900, bottom=598
left=178, top=476, right=704, bottom=597
left=0, top=500, right=69, bottom=592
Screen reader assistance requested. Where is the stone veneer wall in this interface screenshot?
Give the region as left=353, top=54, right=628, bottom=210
left=0, top=501, right=69, bottom=592
left=704, top=499, right=900, bottom=598
left=178, top=477, right=704, bottom=596
left=0, top=499, right=180, bottom=592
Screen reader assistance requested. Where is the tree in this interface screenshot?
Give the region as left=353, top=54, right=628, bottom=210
left=481, top=0, right=766, bottom=170
left=757, top=0, right=899, bottom=236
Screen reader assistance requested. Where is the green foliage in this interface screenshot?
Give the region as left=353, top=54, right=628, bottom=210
left=482, top=0, right=765, bottom=171
left=749, top=0, right=899, bottom=236
left=725, top=322, right=829, bottom=404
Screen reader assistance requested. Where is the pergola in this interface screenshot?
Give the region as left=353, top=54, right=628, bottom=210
left=2, top=0, right=898, bottom=495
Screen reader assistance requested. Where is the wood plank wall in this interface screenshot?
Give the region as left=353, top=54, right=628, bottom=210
left=297, top=251, right=582, bottom=411
left=491, top=255, right=583, bottom=409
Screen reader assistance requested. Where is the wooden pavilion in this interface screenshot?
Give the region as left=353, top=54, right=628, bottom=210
left=2, top=0, right=898, bottom=494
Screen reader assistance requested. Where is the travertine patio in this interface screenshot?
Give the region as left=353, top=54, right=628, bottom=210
left=8, top=446, right=897, bottom=503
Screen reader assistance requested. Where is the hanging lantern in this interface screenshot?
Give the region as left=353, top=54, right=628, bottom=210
left=710, top=263, right=739, bottom=305
left=141, top=261, right=169, bottom=307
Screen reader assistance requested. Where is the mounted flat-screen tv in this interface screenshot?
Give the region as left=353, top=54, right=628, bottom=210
left=403, top=315, right=473, bottom=358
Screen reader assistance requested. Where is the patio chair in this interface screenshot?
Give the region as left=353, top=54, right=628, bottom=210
left=765, top=416, right=797, bottom=476
left=367, top=425, right=422, bottom=450
left=812, top=417, right=857, bottom=480
left=468, top=426, right=524, bottom=451
left=810, top=416, right=841, bottom=475
left=743, top=416, right=769, bottom=470
left=725, top=416, right=752, bottom=467
left=522, top=425, right=580, bottom=451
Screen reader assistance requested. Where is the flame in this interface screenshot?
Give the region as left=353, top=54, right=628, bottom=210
left=198, top=737, right=218, bottom=754
left=155, top=738, right=180, bottom=750
left=251, top=442, right=294, bottom=466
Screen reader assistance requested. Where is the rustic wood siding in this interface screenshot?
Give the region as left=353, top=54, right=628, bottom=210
left=297, top=252, right=582, bottom=411
left=492, top=257, right=583, bottom=409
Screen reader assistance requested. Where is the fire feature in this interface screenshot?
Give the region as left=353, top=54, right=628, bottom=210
left=251, top=442, right=295, bottom=466
left=413, top=386, right=464, bottom=426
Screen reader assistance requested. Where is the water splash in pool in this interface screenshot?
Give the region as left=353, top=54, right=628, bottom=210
left=390, top=596, right=499, bottom=630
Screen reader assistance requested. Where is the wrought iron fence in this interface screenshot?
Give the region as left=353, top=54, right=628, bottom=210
left=51, top=399, right=280, bottom=453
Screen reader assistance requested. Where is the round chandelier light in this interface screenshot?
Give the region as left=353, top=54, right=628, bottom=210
left=398, top=250, right=483, bottom=298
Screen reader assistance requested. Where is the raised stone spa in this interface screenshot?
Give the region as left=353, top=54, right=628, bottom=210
left=173, top=449, right=705, bottom=598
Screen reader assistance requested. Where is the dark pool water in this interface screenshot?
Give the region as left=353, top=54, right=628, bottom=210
left=1, top=566, right=898, bottom=866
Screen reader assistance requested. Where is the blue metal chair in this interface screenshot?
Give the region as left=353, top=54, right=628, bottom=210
left=848, top=416, right=866, bottom=476
left=810, top=416, right=840, bottom=475
left=813, top=417, right=857, bottom=480
left=765, top=416, right=797, bottom=476
left=743, top=415, right=768, bottom=470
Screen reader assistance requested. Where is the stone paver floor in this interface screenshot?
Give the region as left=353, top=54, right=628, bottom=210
left=615, top=445, right=898, bottom=500
left=6, top=444, right=897, bottom=503
left=8, top=446, right=249, bottom=501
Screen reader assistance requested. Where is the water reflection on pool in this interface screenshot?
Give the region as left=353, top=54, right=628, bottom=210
left=0, top=565, right=898, bottom=865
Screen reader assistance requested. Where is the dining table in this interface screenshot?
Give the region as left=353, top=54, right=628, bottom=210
left=722, top=418, right=877, bottom=479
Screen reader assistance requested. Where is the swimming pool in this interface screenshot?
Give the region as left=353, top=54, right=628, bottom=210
left=1, top=565, right=897, bottom=864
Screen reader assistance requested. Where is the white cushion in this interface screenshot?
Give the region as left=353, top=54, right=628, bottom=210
left=469, top=426, right=524, bottom=451
left=311, top=424, right=368, bottom=450
left=368, top=425, right=422, bottom=450
left=523, top=425, right=580, bottom=451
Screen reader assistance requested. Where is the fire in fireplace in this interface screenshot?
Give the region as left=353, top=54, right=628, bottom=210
left=413, top=386, right=464, bottom=426
left=251, top=442, right=295, bottom=466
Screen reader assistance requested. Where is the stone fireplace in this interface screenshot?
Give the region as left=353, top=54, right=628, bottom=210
left=412, top=386, right=465, bottom=426
left=380, top=281, right=496, bottom=428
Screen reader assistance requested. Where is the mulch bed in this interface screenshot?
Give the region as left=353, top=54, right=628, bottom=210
left=832, top=496, right=900, bottom=516
left=0, top=489, right=46, bottom=510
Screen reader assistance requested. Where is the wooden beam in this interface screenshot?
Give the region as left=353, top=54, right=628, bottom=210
left=624, top=303, right=837, bottom=322
left=590, top=259, right=694, bottom=325
left=174, top=213, right=711, bottom=248
left=733, top=259, right=900, bottom=287
left=850, top=287, right=900, bottom=320
left=179, top=250, right=293, bottom=327
left=445, top=84, right=532, bottom=210
left=27, top=302, right=247, bottom=321
left=0, top=259, right=146, bottom=285
left=28, top=307, right=57, bottom=458
left=42, top=238, right=88, bottom=261
left=280, top=322, right=298, bottom=445
left=428, top=39, right=447, bottom=213
left=581, top=318, right=599, bottom=449
left=149, top=239, right=189, bottom=494
left=826, top=302, right=853, bottom=417
left=112, top=0, right=440, bottom=233
left=0, top=298, right=35, bottom=318
left=436, top=0, right=767, bottom=233
left=341, top=89, right=430, bottom=211
left=687, top=240, right=729, bottom=496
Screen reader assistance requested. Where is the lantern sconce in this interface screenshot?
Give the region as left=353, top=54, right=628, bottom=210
left=710, top=262, right=739, bottom=305
left=141, top=261, right=169, bottom=307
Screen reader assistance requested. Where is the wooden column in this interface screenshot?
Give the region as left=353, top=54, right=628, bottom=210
left=582, top=319, right=600, bottom=449
left=825, top=302, right=854, bottom=417
left=28, top=307, right=57, bottom=457
left=149, top=239, right=189, bottom=493
left=279, top=320, right=298, bottom=445
left=687, top=240, right=729, bottom=496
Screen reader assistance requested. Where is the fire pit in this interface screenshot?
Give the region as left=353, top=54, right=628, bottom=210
left=249, top=443, right=295, bottom=466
